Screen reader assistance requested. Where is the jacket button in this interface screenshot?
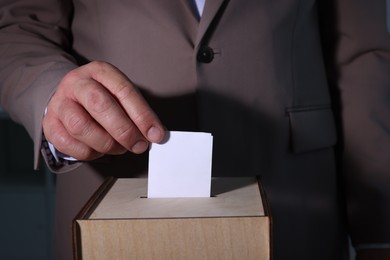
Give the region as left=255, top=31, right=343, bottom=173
left=197, top=46, right=214, bottom=63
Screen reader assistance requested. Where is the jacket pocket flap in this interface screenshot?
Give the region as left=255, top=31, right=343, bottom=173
left=288, top=106, right=337, bottom=153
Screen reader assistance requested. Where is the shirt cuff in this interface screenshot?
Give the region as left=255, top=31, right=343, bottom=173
left=47, top=141, right=78, bottom=162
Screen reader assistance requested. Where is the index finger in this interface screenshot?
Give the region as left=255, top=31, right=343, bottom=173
left=80, top=61, right=165, bottom=143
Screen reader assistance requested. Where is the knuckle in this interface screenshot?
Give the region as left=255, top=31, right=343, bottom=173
left=61, top=69, right=80, bottom=86
left=99, top=137, right=117, bottom=154
left=90, top=60, right=108, bottom=69
left=65, top=113, right=90, bottom=137
left=113, top=125, right=138, bottom=147
left=49, top=132, right=71, bottom=153
left=133, top=109, right=155, bottom=129
left=89, top=60, right=114, bottom=77
left=85, top=88, right=114, bottom=114
left=115, top=81, right=138, bottom=102
left=43, top=118, right=65, bottom=146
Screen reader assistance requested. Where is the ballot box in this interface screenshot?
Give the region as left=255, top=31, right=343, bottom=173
left=73, top=177, right=271, bottom=260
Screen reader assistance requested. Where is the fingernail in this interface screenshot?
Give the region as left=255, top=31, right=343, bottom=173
left=131, top=141, right=148, bottom=154
left=147, top=126, right=162, bottom=142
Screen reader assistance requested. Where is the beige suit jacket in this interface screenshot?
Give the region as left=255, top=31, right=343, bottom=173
left=1, top=0, right=390, bottom=259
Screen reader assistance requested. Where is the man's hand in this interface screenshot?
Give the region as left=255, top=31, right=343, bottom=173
left=43, top=61, right=165, bottom=161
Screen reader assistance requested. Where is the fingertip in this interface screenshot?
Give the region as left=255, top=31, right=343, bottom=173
left=131, top=140, right=149, bottom=154
left=147, top=126, right=165, bottom=143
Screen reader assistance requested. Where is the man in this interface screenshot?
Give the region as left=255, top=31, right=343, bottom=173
left=0, top=0, right=389, bottom=259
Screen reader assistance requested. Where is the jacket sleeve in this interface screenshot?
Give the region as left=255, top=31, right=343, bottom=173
left=0, top=0, right=80, bottom=172
left=320, top=0, right=390, bottom=257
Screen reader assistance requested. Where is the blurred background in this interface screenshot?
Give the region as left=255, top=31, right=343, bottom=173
left=0, top=106, right=55, bottom=260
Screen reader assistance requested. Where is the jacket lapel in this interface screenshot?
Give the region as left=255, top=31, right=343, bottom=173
left=195, top=0, right=227, bottom=48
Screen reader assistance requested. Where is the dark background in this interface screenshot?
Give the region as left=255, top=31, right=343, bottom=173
left=0, top=107, right=55, bottom=260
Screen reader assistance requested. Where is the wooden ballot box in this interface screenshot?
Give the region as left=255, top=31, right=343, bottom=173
left=73, top=177, right=271, bottom=260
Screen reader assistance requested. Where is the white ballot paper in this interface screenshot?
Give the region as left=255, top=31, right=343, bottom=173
left=147, top=131, right=213, bottom=198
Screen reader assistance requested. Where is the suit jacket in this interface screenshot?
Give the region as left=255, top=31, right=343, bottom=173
left=1, top=0, right=390, bottom=259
